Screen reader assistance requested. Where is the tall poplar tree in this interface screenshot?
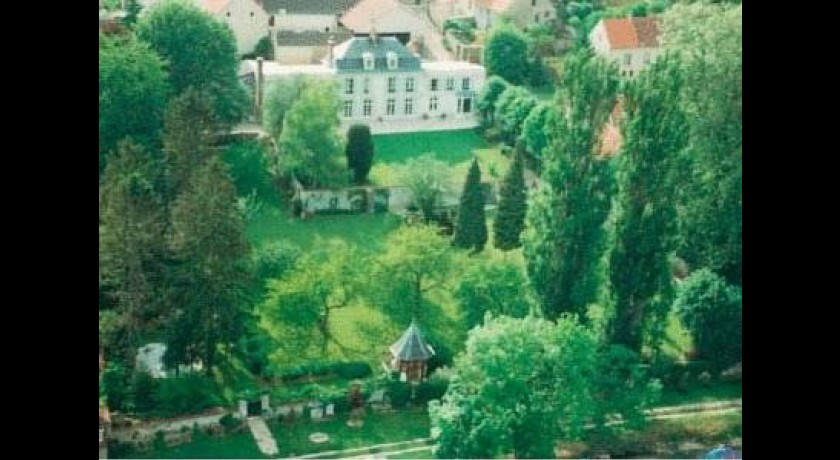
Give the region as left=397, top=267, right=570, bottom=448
left=523, top=51, right=620, bottom=320
left=607, top=56, right=688, bottom=352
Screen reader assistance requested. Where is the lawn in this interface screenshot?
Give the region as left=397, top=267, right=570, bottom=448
left=116, top=430, right=267, bottom=459
left=659, top=380, right=742, bottom=408
left=270, top=408, right=431, bottom=457
left=563, top=411, right=742, bottom=458
left=247, top=205, right=402, bottom=252
left=372, top=129, right=489, bottom=166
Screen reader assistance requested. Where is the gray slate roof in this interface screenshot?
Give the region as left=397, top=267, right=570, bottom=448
left=335, top=36, right=421, bottom=73
left=263, top=0, right=361, bottom=15
left=389, top=321, right=434, bottom=361
left=276, top=29, right=351, bottom=46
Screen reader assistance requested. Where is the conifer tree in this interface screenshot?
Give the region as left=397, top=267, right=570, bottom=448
left=493, top=152, right=527, bottom=251
left=452, top=158, right=488, bottom=253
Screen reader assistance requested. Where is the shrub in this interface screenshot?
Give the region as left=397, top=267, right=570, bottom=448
left=673, top=269, right=742, bottom=372
left=219, top=413, right=239, bottom=431
left=277, top=361, right=373, bottom=382
left=386, top=380, right=411, bottom=409
left=334, top=362, right=373, bottom=379
left=153, top=374, right=223, bottom=418
left=415, top=376, right=449, bottom=404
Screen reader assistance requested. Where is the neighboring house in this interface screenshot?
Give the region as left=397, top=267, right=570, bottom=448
left=429, top=0, right=476, bottom=28
left=200, top=0, right=271, bottom=55
left=598, top=98, right=624, bottom=157
left=275, top=29, right=352, bottom=64
left=262, top=0, right=361, bottom=33
left=475, top=0, right=556, bottom=31
left=589, top=16, right=662, bottom=78
left=340, top=0, right=429, bottom=44
left=137, top=0, right=272, bottom=56
left=240, top=33, right=486, bottom=134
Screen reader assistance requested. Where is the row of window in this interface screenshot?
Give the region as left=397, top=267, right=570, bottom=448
left=344, top=77, right=471, bottom=95
left=342, top=97, right=472, bottom=117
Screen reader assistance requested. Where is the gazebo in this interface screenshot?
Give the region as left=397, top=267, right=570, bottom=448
left=388, top=321, right=435, bottom=382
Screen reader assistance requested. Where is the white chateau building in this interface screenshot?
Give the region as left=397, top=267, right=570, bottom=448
left=240, top=32, right=486, bottom=134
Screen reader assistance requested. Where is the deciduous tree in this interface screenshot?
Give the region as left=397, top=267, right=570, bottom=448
left=430, top=316, right=660, bottom=458
left=673, top=269, right=742, bottom=371
left=99, top=34, right=168, bottom=176
left=278, top=80, right=346, bottom=187
left=483, top=25, right=530, bottom=85
left=136, top=0, right=248, bottom=126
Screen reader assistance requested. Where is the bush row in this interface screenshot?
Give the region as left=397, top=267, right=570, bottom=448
left=278, top=361, right=373, bottom=382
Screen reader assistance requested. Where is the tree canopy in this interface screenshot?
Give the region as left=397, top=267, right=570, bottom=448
left=99, top=34, right=169, bottom=176
left=430, top=315, right=660, bottom=458
left=523, top=51, right=620, bottom=320
left=483, top=25, right=530, bottom=85
left=396, top=154, right=453, bottom=222
left=673, top=269, right=742, bottom=371
left=278, top=80, right=346, bottom=188
left=662, top=2, right=743, bottom=286
left=136, top=0, right=248, bottom=126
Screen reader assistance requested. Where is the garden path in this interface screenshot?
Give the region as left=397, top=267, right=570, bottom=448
left=247, top=416, right=279, bottom=456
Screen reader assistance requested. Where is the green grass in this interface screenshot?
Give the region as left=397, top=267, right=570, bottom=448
left=570, top=411, right=742, bottom=458
left=659, top=380, right=742, bottom=407
left=247, top=206, right=402, bottom=252
left=372, top=129, right=489, bottom=166
left=271, top=408, right=431, bottom=457
left=388, top=447, right=435, bottom=458
left=118, top=430, right=267, bottom=459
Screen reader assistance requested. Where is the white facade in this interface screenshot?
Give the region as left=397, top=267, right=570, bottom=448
left=242, top=36, right=485, bottom=134
left=214, top=0, right=272, bottom=55
left=589, top=19, right=662, bottom=78
left=336, top=61, right=484, bottom=133
left=273, top=12, right=336, bottom=33
left=475, top=0, right=555, bottom=30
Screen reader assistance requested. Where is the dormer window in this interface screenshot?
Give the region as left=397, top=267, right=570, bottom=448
left=362, top=52, right=374, bottom=71
left=386, top=52, right=398, bottom=70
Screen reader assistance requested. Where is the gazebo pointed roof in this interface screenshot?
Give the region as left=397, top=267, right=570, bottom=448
left=389, top=320, right=434, bottom=361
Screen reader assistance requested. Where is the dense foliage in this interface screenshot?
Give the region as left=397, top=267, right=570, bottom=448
left=483, top=25, right=530, bottom=85
left=99, top=34, right=169, bottom=176
left=523, top=51, right=619, bottom=320
left=136, top=0, right=248, bottom=126
left=673, top=269, right=742, bottom=371
left=430, top=316, right=660, bottom=458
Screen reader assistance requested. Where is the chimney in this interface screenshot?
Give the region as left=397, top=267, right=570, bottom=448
left=327, top=35, right=336, bottom=68
left=255, top=57, right=264, bottom=123
left=369, top=18, right=378, bottom=44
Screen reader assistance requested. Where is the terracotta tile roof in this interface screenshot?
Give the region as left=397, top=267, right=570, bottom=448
left=632, top=16, right=660, bottom=48
left=601, top=16, right=661, bottom=50
left=598, top=99, right=624, bottom=157
left=200, top=0, right=231, bottom=14
left=479, top=0, right=515, bottom=11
